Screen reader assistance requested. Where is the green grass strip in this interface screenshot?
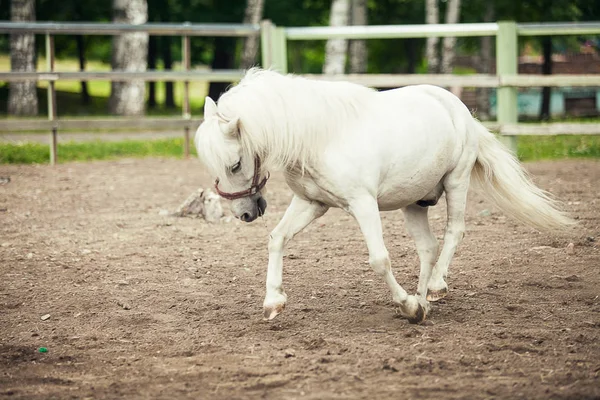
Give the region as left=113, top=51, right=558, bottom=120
left=1, top=135, right=599, bottom=164
left=517, top=135, right=600, bottom=161
left=0, top=138, right=196, bottom=164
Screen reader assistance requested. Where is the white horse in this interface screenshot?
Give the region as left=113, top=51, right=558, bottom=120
left=195, top=68, right=572, bottom=324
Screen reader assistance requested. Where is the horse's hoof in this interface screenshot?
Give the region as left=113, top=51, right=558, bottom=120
left=426, top=287, right=448, bottom=302
left=263, top=303, right=285, bottom=320
left=407, top=303, right=427, bottom=324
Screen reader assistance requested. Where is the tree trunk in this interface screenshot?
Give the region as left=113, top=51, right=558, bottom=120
left=9, top=0, right=38, bottom=116
left=161, top=36, right=175, bottom=108
left=323, top=0, right=350, bottom=75
left=209, top=37, right=236, bottom=100
left=240, top=0, right=264, bottom=69
left=540, top=37, right=552, bottom=121
left=76, top=35, right=90, bottom=106
left=425, top=0, right=439, bottom=74
left=476, top=1, right=494, bottom=120
left=109, top=0, right=148, bottom=116
left=147, top=35, right=157, bottom=109
left=440, top=0, right=461, bottom=74
left=349, top=0, right=367, bottom=73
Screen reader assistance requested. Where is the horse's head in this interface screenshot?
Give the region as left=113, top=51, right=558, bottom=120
left=195, top=96, right=268, bottom=223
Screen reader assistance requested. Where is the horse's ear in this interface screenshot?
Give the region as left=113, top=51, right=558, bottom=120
left=220, top=117, right=240, bottom=138
left=204, top=97, right=217, bottom=118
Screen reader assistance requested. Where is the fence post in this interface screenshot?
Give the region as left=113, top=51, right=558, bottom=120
left=496, top=21, right=518, bottom=153
left=272, top=27, right=288, bottom=74
left=259, top=21, right=287, bottom=73
left=182, top=33, right=191, bottom=158
left=260, top=20, right=273, bottom=68
left=45, top=34, right=57, bottom=165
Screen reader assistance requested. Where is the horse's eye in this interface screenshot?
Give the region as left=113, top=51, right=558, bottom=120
left=231, top=161, right=241, bottom=173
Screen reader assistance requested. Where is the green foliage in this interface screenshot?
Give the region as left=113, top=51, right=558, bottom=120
left=0, top=138, right=195, bottom=164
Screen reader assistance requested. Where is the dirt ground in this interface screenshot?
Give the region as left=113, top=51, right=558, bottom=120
left=0, top=158, right=599, bottom=400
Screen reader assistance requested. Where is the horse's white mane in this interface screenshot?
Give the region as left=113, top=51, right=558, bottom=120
left=215, top=68, right=376, bottom=171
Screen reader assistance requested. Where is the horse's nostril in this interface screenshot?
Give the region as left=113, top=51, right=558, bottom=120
left=257, top=197, right=267, bottom=216
left=240, top=213, right=251, bottom=222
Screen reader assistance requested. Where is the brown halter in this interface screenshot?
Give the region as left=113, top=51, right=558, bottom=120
left=214, top=156, right=269, bottom=200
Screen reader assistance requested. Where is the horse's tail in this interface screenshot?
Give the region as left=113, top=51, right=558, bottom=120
left=470, top=121, right=575, bottom=232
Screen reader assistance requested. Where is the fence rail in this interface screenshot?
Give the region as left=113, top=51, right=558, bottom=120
left=0, top=21, right=259, bottom=36
left=1, top=20, right=600, bottom=163
left=285, top=23, right=499, bottom=40
left=0, top=70, right=246, bottom=82
left=0, top=118, right=201, bottom=131
left=299, top=73, right=600, bottom=88
left=517, top=22, right=600, bottom=36
left=3, top=71, right=598, bottom=87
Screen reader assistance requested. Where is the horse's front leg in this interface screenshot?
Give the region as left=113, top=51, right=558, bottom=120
left=263, top=195, right=328, bottom=320
left=349, top=196, right=429, bottom=323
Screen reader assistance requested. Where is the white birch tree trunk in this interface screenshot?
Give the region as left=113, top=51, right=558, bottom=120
left=9, top=0, right=38, bottom=116
left=349, top=0, right=367, bottom=73
left=109, top=0, right=148, bottom=116
left=240, top=0, right=265, bottom=69
left=323, top=0, right=350, bottom=75
left=425, top=0, right=439, bottom=74
left=440, top=0, right=461, bottom=74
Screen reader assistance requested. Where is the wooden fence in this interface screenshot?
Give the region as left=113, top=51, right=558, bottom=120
left=0, top=22, right=257, bottom=163
left=1, top=21, right=600, bottom=163
left=260, top=20, right=600, bottom=151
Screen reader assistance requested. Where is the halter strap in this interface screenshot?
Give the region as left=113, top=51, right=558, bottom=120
left=214, top=156, right=269, bottom=200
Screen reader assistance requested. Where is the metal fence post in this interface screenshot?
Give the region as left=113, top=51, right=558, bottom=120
left=45, top=34, right=57, bottom=165
left=182, top=33, right=191, bottom=158
left=496, top=21, right=518, bottom=153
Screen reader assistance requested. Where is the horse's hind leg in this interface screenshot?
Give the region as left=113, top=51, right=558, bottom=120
left=349, top=196, right=428, bottom=324
left=427, top=154, right=476, bottom=301
left=402, top=205, right=439, bottom=305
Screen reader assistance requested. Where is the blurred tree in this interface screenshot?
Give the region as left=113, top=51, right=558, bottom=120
left=425, top=0, right=462, bottom=75
left=323, top=0, right=350, bottom=74
left=240, top=0, right=265, bottom=69
left=349, top=0, right=367, bottom=73
left=425, top=0, right=439, bottom=73
left=109, top=0, right=149, bottom=116
left=440, top=0, right=461, bottom=74
left=9, top=0, right=38, bottom=116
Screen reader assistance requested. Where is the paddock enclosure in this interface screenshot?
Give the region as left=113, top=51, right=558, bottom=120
left=0, top=158, right=599, bottom=399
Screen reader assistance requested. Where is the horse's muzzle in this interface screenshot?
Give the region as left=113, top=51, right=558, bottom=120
left=237, top=195, right=267, bottom=223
